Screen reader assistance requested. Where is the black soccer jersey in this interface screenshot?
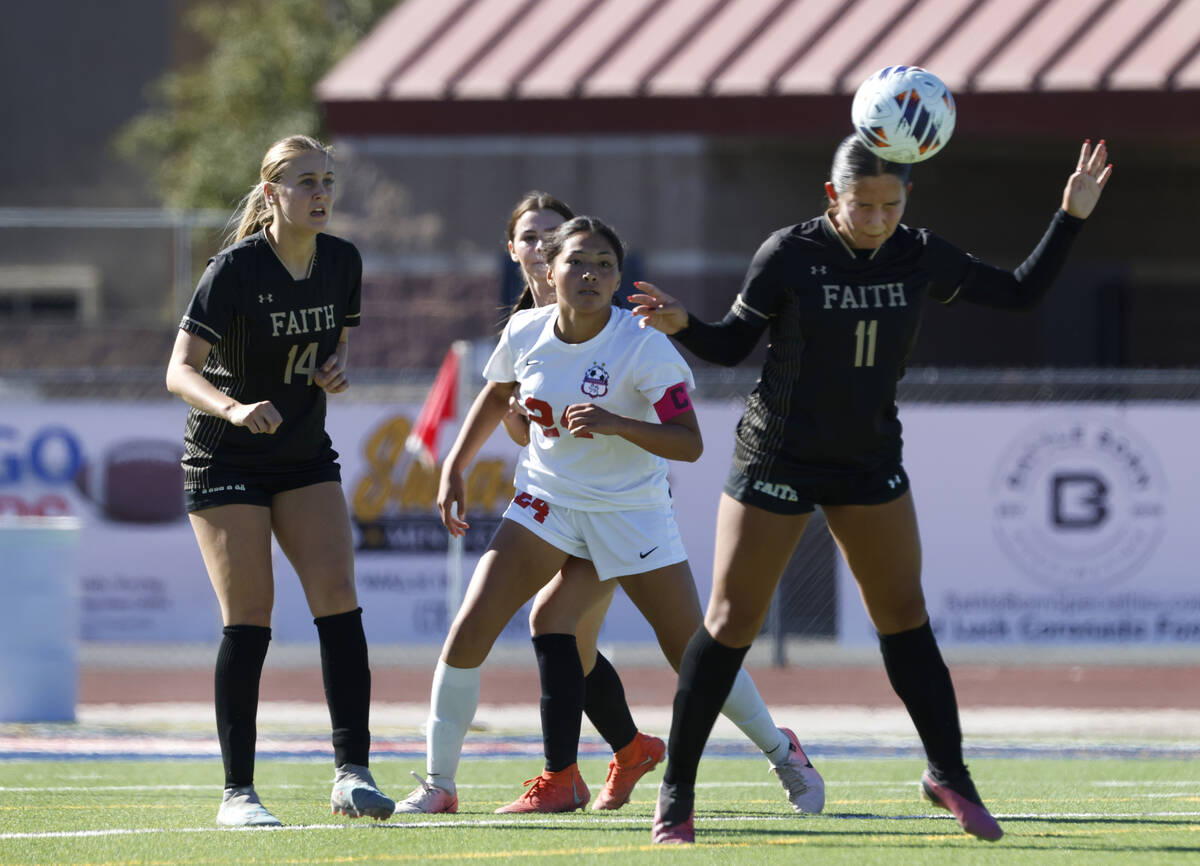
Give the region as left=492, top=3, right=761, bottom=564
left=178, top=231, right=362, bottom=484
left=676, top=209, right=1083, bottom=477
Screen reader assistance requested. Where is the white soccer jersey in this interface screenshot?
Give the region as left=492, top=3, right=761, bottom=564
left=484, top=305, right=695, bottom=511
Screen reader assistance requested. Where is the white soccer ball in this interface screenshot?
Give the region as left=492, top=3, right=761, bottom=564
left=851, top=66, right=956, bottom=164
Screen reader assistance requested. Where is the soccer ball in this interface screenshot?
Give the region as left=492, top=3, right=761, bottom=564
left=851, top=66, right=956, bottom=164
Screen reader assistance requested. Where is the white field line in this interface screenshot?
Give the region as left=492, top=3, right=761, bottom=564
left=7, top=779, right=1197, bottom=794
left=0, top=781, right=911, bottom=794
left=6, top=811, right=1200, bottom=841
left=72, top=702, right=1200, bottom=742
left=1094, top=780, right=1200, bottom=787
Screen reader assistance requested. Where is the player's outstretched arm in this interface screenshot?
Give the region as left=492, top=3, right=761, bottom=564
left=629, top=281, right=689, bottom=335
left=437, top=380, right=516, bottom=536
left=1061, top=139, right=1112, bottom=219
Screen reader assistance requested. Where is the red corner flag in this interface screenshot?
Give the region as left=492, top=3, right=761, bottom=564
left=405, top=345, right=461, bottom=467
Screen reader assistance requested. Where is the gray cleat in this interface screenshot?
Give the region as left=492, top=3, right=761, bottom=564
left=216, top=785, right=282, bottom=827
left=331, top=763, right=395, bottom=820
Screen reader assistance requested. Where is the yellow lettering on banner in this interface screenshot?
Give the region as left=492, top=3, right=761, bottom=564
left=397, top=461, right=439, bottom=511
left=352, top=414, right=517, bottom=521
left=352, top=416, right=410, bottom=521
left=467, top=459, right=516, bottom=513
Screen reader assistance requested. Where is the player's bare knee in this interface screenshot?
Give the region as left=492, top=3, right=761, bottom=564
left=704, top=608, right=759, bottom=648
left=305, top=576, right=357, bottom=616
left=870, top=595, right=928, bottom=635
left=442, top=635, right=489, bottom=669
left=442, top=611, right=497, bottom=668
left=224, top=602, right=273, bottom=628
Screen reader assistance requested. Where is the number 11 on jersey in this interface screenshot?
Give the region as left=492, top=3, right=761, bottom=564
left=854, top=319, right=878, bottom=367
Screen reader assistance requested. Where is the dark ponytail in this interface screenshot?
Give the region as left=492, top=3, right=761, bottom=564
left=829, top=134, right=912, bottom=197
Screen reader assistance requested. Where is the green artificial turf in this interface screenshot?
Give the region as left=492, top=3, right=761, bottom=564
left=1, top=757, right=1197, bottom=865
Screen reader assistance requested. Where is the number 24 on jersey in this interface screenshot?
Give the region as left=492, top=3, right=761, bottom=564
left=523, top=397, right=594, bottom=439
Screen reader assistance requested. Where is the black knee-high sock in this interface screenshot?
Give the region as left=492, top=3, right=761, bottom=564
left=661, top=629, right=749, bottom=822
left=879, top=619, right=966, bottom=781
left=215, top=624, right=271, bottom=789
left=315, top=607, right=371, bottom=768
left=532, top=633, right=585, bottom=772
left=583, top=652, right=639, bottom=753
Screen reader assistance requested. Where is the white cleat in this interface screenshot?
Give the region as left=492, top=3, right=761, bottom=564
left=771, top=727, right=826, bottom=814
left=216, top=785, right=282, bottom=827
left=393, top=771, right=459, bottom=814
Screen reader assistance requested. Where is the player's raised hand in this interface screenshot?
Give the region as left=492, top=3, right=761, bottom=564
left=629, top=281, right=689, bottom=335
left=230, top=400, right=282, bottom=434
left=315, top=344, right=349, bottom=393
left=1062, top=139, right=1112, bottom=219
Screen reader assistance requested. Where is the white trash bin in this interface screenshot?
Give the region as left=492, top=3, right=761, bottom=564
left=0, top=515, right=81, bottom=721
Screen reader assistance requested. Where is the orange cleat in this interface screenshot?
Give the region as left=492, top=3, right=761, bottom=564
left=495, top=763, right=590, bottom=813
left=593, top=732, right=666, bottom=810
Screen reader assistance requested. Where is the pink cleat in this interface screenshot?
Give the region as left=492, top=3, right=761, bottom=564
left=652, top=786, right=694, bottom=844
left=771, top=727, right=825, bottom=814
left=921, top=770, right=1003, bottom=841
left=394, top=772, right=458, bottom=814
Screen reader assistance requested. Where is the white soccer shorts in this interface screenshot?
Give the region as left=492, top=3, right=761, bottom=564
left=501, top=491, right=687, bottom=580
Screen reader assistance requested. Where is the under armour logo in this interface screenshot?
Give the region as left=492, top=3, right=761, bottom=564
left=811, top=265, right=827, bottom=275
left=887, top=474, right=902, bottom=489
left=258, top=294, right=273, bottom=303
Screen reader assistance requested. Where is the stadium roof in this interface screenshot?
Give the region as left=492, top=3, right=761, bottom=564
left=318, top=0, right=1200, bottom=137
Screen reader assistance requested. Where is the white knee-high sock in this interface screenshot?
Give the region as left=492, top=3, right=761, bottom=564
left=426, top=659, right=480, bottom=793
left=721, top=668, right=790, bottom=763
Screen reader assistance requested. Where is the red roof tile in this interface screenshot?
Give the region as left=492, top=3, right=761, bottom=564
left=710, top=0, right=845, bottom=96
left=1109, top=0, right=1200, bottom=90
left=515, top=0, right=649, bottom=99
left=973, top=0, right=1111, bottom=93
left=317, top=0, right=1200, bottom=135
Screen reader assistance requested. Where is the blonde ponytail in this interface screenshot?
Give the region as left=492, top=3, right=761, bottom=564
left=225, top=185, right=272, bottom=247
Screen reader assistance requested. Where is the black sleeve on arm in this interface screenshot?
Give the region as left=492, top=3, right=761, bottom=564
left=954, top=209, right=1086, bottom=310
left=672, top=308, right=768, bottom=367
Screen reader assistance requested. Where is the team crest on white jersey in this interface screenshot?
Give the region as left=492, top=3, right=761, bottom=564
left=581, top=362, right=609, bottom=398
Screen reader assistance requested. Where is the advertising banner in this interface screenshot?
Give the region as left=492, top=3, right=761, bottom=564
left=1, top=401, right=523, bottom=644
left=1, top=404, right=219, bottom=641
left=7, top=399, right=1197, bottom=647
left=837, top=405, right=1200, bottom=646
left=0, top=399, right=736, bottom=645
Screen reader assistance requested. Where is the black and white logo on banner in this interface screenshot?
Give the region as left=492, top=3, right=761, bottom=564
left=991, top=416, right=1166, bottom=590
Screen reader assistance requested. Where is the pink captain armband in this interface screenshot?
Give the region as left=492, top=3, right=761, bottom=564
left=654, top=382, right=693, bottom=422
